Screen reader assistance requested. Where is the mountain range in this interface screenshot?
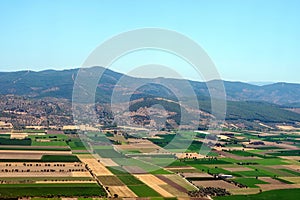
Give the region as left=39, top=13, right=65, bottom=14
left=0, top=67, right=300, bottom=129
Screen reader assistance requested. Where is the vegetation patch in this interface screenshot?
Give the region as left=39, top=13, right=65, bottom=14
left=0, top=183, right=106, bottom=198
left=0, top=137, right=31, bottom=145
left=128, top=185, right=161, bottom=197
left=233, top=178, right=268, bottom=188
left=117, top=175, right=144, bottom=185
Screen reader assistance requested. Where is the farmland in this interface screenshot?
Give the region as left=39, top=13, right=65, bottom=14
left=0, top=183, right=106, bottom=198
left=0, top=128, right=299, bottom=199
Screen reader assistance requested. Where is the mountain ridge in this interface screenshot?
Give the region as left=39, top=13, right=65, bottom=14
left=0, top=67, right=299, bottom=106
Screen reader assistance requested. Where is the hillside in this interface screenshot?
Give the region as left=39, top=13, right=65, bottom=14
left=0, top=67, right=300, bottom=129
left=0, top=67, right=300, bottom=106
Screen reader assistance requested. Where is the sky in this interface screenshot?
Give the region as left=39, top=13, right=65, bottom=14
left=0, top=0, right=299, bottom=83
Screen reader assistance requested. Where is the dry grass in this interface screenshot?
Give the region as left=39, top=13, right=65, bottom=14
left=78, top=156, right=113, bottom=176
left=10, top=133, right=28, bottom=139
left=99, top=158, right=119, bottom=166
left=280, top=177, right=300, bottom=184
left=71, top=171, right=92, bottom=177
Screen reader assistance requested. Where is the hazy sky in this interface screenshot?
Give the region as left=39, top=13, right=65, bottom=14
left=0, top=0, right=299, bottom=83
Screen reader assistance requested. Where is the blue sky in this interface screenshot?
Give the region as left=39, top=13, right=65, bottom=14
left=0, top=0, right=299, bottom=83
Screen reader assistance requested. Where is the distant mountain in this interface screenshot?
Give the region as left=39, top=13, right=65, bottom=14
left=0, top=67, right=299, bottom=106
left=0, top=67, right=300, bottom=129
left=248, top=81, right=275, bottom=86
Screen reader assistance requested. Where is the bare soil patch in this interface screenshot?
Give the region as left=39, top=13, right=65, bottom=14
left=192, top=180, right=239, bottom=190
left=257, top=183, right=300, bottom=191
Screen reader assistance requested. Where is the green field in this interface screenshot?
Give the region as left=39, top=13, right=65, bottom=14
left=268, top=150, right=300, bottom=156
left=117, top=175, right=144, bottom=185
left=0, top=183, right=106, bottom=198
left=128, top=185, right=161, bottom=197
left=214, top=189, right=300, bottom=200
left=0, top=155, right=80, bottom=162
left=107, top=166, right=130, bottom=175
left=233, top=178, right=268, bottom=188
left=0, top=137, right=31, bottom=145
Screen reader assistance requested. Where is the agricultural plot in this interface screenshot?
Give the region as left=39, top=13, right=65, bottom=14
left=108, top=185, right=137, bottom=197
left=161, top=174, right=197, bottom=191
left=215, top=189, right=300, bottom=200
left=0, top=183, right=106, bottom=198
left=78, top=156, right=113, bottom=176
left=117, top=174, right=144, bottom=185
left=97, top=175, right=124, bottom=186
left=0, top=162, right=91, bottom=179
left=128, top=185, right=161, bottom=197
left=192, top=180, right=240, bottom=190
left=233, top=178, right=268, bottom=188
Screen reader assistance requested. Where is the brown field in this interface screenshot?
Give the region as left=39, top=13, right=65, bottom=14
left=263, top=141, right=299, bottom=150
left=279, top=156, right=300, bottom=162
left=181, top=173, right=213, bottom=178
left=161, top=174, right=197, bottom=191
left=257, top=183, right=300, bottom=191
left=78, top=156, right=113, bottom=176
left=218, top=151, right=260, bottom=160
left=98, top=175, right=125, bottom=186
left=99, top=158, right=119, bottom=166
left=0, top=150, right=72, bottom=160
left=160, top=184, right=189, bottom=198
left=156, top=175, right=188, bottom=193
left=36, top=180, right=96, bottom=183
left=259, top=177, right=284, bottom=184
left=270, top=164, right=300, bottom=171
left=135, top=174, right=174, bottom=197
left=118, top=139, right=164, bottom=153
left=0, top=152, right=42, bottom=160
left=71, top=171, right=92, bottom=177
left=192, top=180, right=240, bottom=190
left=108, top=186, right=137, bottom=197
left=229, top=188, right=260, bottom=195
left=135, top=174, right=167, bottom=185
